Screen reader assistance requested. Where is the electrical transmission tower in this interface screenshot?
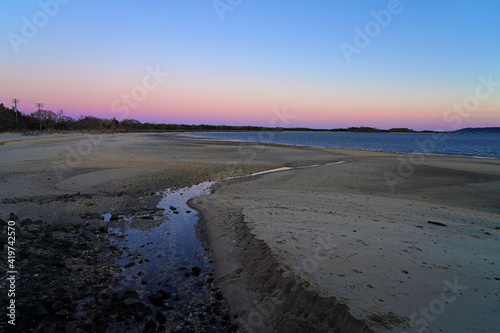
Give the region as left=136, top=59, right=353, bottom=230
left=36, top=103, right=44, bottom=130
left=12, top=99, right=20, bottom=124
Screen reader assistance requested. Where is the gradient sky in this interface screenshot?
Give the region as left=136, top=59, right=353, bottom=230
left=1, top=1, right=499, bottom=130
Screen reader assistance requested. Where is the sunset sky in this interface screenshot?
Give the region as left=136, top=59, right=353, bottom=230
left=1, top=1, right=499, bottom=130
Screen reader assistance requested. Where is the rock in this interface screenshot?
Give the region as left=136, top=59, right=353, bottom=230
left=33, top=303, right=48, bottom=318
left=60, top=240, right=74, bottom=249
left=428, top=221, right=447, bottom=227
left=72, top=311, right=88, bottom=320
left=147, top=293, right=164, bottom=306
left=52, top=299, right=65, bottom=311
left=90, top=212, right=100, bottom=219
left=98, top=226, right=108, bottom=233
left=96, top=289, right=112, bottom=305
left=228, top=324, right=239, bottom=332
left=19, top=249, right=31, bottom=259
left=79, top=231, right=91, bottom=239
left=65, top=224, right=75, bottom=231
left=169, top=206, right=177, bottom=211
left=121, top=289, right=140, bottom=306
left=52, top=257, right=65, bottom=268
left=157, top=289, right=171, bottom=300
left=134, top=311, right=147, bottom=322
left=20, top=218, right=33, bottom=226
left=9, top=212, right=19, bottom=221
left=27, top=231, right=40, bottom=240
left=144, top=319, right=157, bottom=331
left=222, top=313, right=231, bottom=324
left=125, top=262, right=135, bottom=268
left=123, top=297, right=140, bottom=306
left=191, top=267, right=201, bottom=277
left=122, top=288, right=139, bottom=299
left=110, top=214, right=120, bottom=221
left=156, top=312, right=167, bottom=323
left=55, top=309, right=69, bottom=317
left=69, top=247, right=80, bottom=257
left=214, top=290, right=224, bottom=301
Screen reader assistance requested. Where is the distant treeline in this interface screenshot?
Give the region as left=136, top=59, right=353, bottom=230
left=0, top=103, right=425, bottom=133
left=453, top=127, right=500, bottom=134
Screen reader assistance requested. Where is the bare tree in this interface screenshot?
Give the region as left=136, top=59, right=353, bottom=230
left=30, top=109, right=57, bottom=130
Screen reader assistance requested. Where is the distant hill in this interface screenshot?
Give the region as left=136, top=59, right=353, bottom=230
left=453, top=127, right=500, bottom=134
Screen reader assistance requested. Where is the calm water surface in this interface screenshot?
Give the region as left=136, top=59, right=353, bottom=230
left=188, top=132, right=500, bottom=158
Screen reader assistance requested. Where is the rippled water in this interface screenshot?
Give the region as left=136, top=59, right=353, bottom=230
left=188, top=132, right=500, bottom=158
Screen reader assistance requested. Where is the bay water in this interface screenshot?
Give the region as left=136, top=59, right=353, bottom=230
left=188, top=132, right=500, bottom=158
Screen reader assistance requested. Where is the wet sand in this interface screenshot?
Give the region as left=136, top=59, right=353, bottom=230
left=1, top=132, right=499, bottom=332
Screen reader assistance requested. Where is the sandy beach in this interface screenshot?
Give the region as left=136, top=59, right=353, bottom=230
left=1, top=132, right=499, bottom=332
left=192, top=150, right=500, bottom=332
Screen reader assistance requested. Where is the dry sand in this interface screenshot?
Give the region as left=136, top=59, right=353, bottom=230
left=192, top=149, right=500, bottom=332
left=1, top=132, right=499, bottom=332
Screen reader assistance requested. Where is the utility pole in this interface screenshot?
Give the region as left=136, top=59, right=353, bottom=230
left=36, top=103, right=43, bottom=131
left=12, top=99, right=19, bottom=124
